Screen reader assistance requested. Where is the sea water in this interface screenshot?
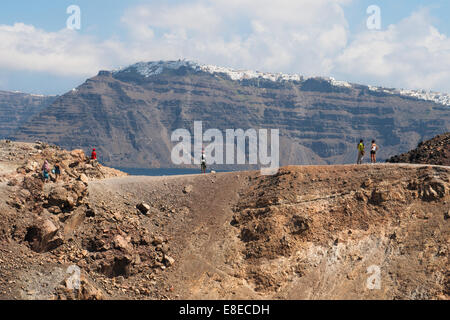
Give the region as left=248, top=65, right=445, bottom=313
left=116, top=168, right=234, bottom=176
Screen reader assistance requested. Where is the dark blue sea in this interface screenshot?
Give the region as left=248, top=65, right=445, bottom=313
left=116, top=168, right=236, bottom=176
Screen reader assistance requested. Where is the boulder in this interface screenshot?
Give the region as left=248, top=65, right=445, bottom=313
left=369, top=188, right=389, bottom=205
left=63, top=206, right=87, bottom=238
left=420, top=178, right=447, bottom=201
left=113, top=235, right=133, bottom=253
left=152, top=235, right=164, bottom=246
left=57, top=274, right=104, bottom=300
left=78, top=275, right=104, bottom=300
left=78, top=174, right=89, bottom=183
left=66, top=195, right=76, bottom=208
left=163, top=255, right=175, bottom=267
left=47, top=183, right=87, bottom=209
left=48, top=206, right=62, bottom=215
left=25, top=218, right=63, bottom=253
left=41, top=219, right=58, bottom=236
left=70, top=149, right=87, bottom=161
left=72, top=181, right=88, bottom=198
left=47, top=186, right=69, bottom=208
left=99, top=253, right=133, bottom=278
left=24, top=160, right=39, bottom=173
left=136, top=202, right=151, bottom=215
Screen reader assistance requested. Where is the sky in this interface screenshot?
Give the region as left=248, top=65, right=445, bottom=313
left=0, top=0, right=449, bottom=95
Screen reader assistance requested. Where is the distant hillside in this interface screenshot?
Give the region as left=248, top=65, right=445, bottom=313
left=10, top=60, right=450, bottom=169
left=387, top=132, right=450, bottom=166
left=0, top=91, right=56, bottom=139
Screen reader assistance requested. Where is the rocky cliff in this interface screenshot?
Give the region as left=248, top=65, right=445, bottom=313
left=10, top=61, right=450, bottom=168
left=0, top=91, right=56, bottom=139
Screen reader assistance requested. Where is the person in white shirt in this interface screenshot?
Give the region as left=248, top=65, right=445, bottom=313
left=370, top=140, right=378, bottom=163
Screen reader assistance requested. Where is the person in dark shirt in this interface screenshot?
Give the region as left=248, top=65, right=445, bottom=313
left=53, top=163, right=61, bottom=182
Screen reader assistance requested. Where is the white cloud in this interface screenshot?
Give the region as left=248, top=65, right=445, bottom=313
left=0, top=23, right=124, bottom=77
left=119, top=0, right=350, bottom=76
left=119, top=2, right=450, bottom=93
left=0, top=2, right=450, bottom=93
left=335, top=10, right=450, bottom=92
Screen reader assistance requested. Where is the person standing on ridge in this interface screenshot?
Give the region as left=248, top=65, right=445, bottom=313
left=200, top=149, right=207, bottom=174
left=357, top=140, right=365, bottom=164
left=370, top=140, right=378, bottom=164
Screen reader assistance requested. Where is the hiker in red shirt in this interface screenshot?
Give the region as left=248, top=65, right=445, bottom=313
left=91, top=148, right=98, bottom=167
left=91, top=148, right=97, bottom=160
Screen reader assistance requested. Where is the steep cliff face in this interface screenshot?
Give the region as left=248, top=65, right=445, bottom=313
left=11, top=61, right=450, bottom=168
left=0, top=91, right=56, bottom=139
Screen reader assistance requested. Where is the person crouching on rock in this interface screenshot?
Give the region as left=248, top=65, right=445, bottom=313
left=90, top=148, right=98, bottom=167
left=42, top=160, right=50, bottom=183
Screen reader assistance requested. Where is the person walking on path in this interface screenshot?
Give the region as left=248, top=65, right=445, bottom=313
left=370, top=140, right=379, bottom=164
left=357, top=140, right=365, bottom=164
left=200, top=149, right=207, bottom=174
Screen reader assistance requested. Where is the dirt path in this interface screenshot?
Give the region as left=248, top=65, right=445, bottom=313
left=88, top=171, right=260, bottom=299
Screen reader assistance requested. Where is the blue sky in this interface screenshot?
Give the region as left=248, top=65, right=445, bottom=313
left=0, top=0, right=449, bottom=95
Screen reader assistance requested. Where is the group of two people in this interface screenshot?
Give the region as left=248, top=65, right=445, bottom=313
left=202, top=143, right=378, bottom=171
left=357, top=140, right=378, bottom=164
left=41, top=160, right=61, bottom=183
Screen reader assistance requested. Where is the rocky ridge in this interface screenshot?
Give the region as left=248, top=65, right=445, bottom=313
left=387, top=132, right=450, bottom=166
left=0, top=141, right=173, bottom=299
left=1, top=140, right=449, bottom=300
